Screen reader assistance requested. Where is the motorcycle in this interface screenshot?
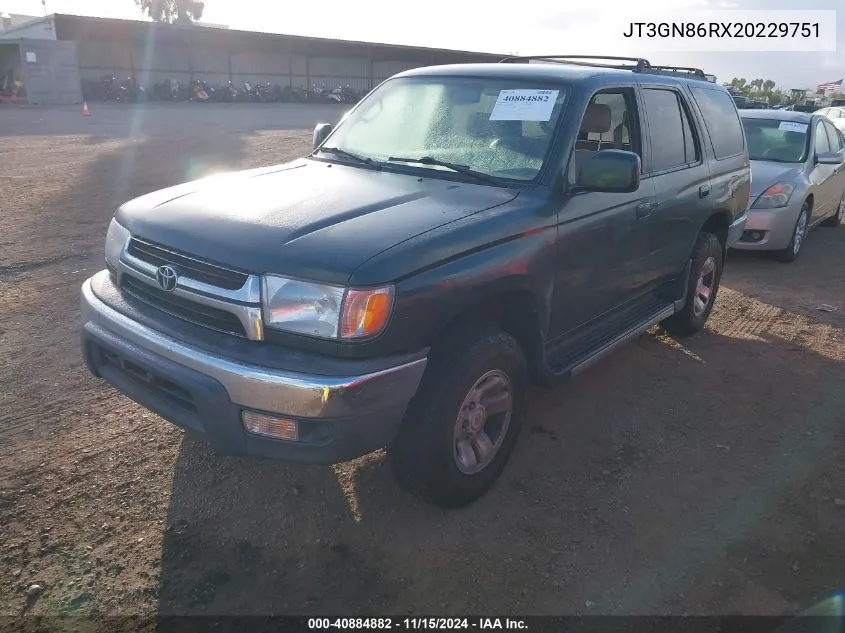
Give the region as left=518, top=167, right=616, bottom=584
left=153, top=78, right=184, bottom=101
left=279, top=85, right=295, bottom=102
left=119, top=77, right=147, bottom=103
left=290, top=86, right=309, bottom=103
left=98, top=74, right=123, bottom=101
left=190, top=79, right=209, bottom=102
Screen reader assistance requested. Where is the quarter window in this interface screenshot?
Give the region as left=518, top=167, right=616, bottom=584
left=814, top=120, right=832, bottom=154
left=823, top=120, right=843, bottom=151
left=643, top=88, right=699, bottom=172
left=689, top=86, right=745, bottom=159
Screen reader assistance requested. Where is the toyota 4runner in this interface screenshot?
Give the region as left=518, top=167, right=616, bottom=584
left=80, top=55, right=750, bottom=508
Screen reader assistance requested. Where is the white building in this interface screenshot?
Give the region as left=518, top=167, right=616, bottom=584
left=0, top=13, right=56, bottom=39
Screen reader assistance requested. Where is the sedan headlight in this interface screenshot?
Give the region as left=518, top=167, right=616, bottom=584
left=104, top=218, right=130, bottom=269
left=262, top=275, right=394, bottom=340
left=752, top=183, right=795, bottom=209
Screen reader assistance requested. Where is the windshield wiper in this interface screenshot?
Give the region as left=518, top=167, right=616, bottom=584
left=386, top=156, right=504, bottom=186
left=314, top=146, right=382, bottom=169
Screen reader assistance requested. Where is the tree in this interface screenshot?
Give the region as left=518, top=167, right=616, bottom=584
left=135, top=0, right=205, bottom=23
left=750, top=78, right=764, bottom=92
left=730, top=77, right=747, bottom=91
left=763, top=79, right=775, bottom=92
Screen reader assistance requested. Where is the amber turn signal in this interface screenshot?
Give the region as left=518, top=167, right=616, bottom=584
left=340, top=287, right=394, bottom=339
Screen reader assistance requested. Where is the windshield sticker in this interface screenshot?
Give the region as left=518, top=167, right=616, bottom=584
left=778, top=121, right=808, bottom=133
left=490, top=89, right=560, bottom=122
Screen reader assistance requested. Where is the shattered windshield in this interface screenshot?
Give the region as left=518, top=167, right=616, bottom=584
left=318, top=76, right=568, bottom=182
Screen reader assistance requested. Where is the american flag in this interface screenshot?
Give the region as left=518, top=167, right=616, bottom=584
left=818, top=79, right=843, bottom=92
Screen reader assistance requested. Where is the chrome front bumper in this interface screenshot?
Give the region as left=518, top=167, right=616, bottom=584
left=80, top=271, right=427, bottom=462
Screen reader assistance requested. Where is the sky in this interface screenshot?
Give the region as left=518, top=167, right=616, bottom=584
left=2, top=0, right=843, bottom=89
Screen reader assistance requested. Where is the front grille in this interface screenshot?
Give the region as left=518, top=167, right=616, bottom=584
left=126, top=238, right=248, bottom=290
left=121, top=274, right=247, bottom=337
left=97, top=345, right=196, bottom=413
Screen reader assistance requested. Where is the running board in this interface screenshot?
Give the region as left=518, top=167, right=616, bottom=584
left=568, top=304, right=675, bottom=378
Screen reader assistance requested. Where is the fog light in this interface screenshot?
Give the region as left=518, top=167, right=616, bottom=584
left=242, top=411, right=299, bottom=441
left=741, top=230, right=764, bottom=242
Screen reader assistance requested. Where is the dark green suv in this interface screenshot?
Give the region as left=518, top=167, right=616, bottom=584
left=81, top=56, right=750, bottom=508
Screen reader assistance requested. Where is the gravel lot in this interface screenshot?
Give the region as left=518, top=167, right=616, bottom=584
left=2, top=103, right=845, bottom=623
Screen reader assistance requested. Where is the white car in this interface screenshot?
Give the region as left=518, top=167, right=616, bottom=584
left=817, top=107, right=845, bottom=134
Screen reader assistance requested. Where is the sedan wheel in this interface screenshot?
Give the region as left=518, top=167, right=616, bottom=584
left=793, top=210, right=808, bottom=255
left=777, top=203, right=810, bottom=263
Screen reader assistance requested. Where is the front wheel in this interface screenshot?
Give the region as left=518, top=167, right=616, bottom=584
left=777, top=203, right=810, bottom=263
left=389, top=328, right=527, bottom=508
left=662, top=231, right=723, bottom=337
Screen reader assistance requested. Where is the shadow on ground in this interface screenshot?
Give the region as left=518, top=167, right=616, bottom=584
left=156, top=320, right=845, bottom=617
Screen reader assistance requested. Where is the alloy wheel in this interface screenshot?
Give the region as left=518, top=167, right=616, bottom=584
left=453, top=370, right=513, bottom=475
left=693, top=256, right=717, bottom=317
left=793, top=210, right=808, bottom=255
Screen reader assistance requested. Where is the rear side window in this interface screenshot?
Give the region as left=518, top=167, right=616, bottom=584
left=642, top=88, right=700, bottom=172
left=690, top=86, right=745, bottom=160
left=814, top=120, right=832, bottom=154
left=823, top=120, right=843, bottom=151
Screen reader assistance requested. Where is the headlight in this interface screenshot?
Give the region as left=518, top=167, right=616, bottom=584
left=752, top=183, right=795, bottom=209
left=104, top=218, right=130, bottom=269
left=262, top=275, right=394, bottom=340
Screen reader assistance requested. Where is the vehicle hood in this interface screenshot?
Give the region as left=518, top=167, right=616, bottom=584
left=115, top=159, right=519, bottom=285
left=749, top=160, right=805, bottom=197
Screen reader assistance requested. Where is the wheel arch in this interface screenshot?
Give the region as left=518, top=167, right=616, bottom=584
left=804, top=193, right=814, bottom=213
left=427, top=280, right=550, bottom=384
left=701, top=210, right=731, bottom=250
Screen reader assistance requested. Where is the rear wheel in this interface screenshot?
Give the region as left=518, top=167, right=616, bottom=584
left=821, top=190, right=845, bottom=227
left=389, top=328, right=527, bottom=508
left=662, top=231, right=723, bottom=337
left=777, top=203, right=810, bottom=263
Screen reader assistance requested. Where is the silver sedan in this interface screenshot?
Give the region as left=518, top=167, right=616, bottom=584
left=733, top=109, right=845, bottom=262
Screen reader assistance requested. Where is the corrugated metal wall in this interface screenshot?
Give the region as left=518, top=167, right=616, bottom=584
left=17, top=39, right=82, bottom=105
left=63, top=19, right=500, bottom=92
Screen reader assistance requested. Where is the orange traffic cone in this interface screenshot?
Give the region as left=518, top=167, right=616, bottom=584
left=82, top=102, right=90, bottom=116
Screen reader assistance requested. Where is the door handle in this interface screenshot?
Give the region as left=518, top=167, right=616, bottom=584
left=636, top=202, right=653, bottom=219
left=699, top=184, right=711, bottom=198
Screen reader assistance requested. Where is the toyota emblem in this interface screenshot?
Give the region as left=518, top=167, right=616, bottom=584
left=155, top=265, right=178, bottom=292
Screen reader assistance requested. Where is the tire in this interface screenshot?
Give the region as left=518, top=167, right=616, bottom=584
left=662, top=231, right=723, bottom=337
left=388, top=328, right=527, bottom=509
left=777, top=203, right=810, bottom=263
left=821, top=190, right=845, bottom=227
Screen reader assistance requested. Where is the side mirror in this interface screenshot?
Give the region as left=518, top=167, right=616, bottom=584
left=313, top=123, right=333, bottom=149
left=574, top=149, right=641, bottom=193
left=816, top=151, right=844, bottom=165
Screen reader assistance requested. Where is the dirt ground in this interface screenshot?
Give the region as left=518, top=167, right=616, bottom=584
left=2, top=103, right=845, bottom=623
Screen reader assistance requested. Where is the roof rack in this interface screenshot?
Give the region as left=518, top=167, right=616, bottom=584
left=498, top=55, right=713, bottom=81
left=499, top=55, right=651, bottom=71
